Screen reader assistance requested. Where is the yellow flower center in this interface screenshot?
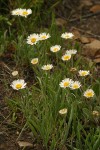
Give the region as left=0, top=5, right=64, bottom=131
left=31, top=38, right=36, bottom=43
left=32, top=60, right=38, bottom=64
left=65, top=35, right=70, bottom=38
left=64, top=82, right=69, bottom=87
left=23, top=11, right=28, bottom=15
left=93, top=111, right=99, bottom=116
left=73, top=84, right=79, bottom=89
left=41, top=35, right=46, bottom=39
left=59, top=109, right=67, bottom=114
left=64, top=55, right=70, bottom=60
left=53, top=48, right=58, bottom=52
left=16, top=84, right=22, bottom=89
left=81, top=72, right=87, bottom=76
left=86, top=92, right=93, bottom=97
left=45, top=66, right=50, bottom=70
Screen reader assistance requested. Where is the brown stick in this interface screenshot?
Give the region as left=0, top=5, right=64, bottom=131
left=69, top=11, right=100, bottom=22
left=57, top=11, right=100, bottom=23
left=72, top=27, right=100, bottom=38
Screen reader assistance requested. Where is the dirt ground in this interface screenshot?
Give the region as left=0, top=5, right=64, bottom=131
left=0, top=0, right=100, bottom=149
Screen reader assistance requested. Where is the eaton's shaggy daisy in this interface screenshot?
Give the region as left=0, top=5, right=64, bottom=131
left=59, top=78, right=73, bottom=88
left=92, top=111, right=99, bottom=116
left=79, top=70, right=90, bottom=76
left=11, top=8, right=22, bottom=16
left=41, top=64, right=53, bottom=70
left=70, top=81, right=81, bottom=89
left=39, top=33, right=50, bottom=40
left=27, top=34, right=39, bottom=45
left=66, top=49, right=77, bottom=55
left=59, top=108, right=68, bottom=115
left=10, top=79, right=26, bottom=90
left=20, top=9, right=32, bottom=17
left=50, top=45, right=61, bottom=53
left=83, top=89, right=94, bottom=98
left=12, top=71, right=18, bottom=76
left=70, top=67, right=77, bottom=72
left=31, top=58, right=38, bottom=65
left=61, top=32, right=74, bottom=39
left=62, top=54, right=71, bottom=61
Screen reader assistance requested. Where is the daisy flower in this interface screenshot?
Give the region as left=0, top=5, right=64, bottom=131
left=31, top=58, right=38, bottom=65
left=70, top=67, right=77, bottom=72
left=83, top=89, right=95, bottom=98
left=39, top=33, right=50, bottom=40
left=61, top=32, right=74, bottom=39
left=59, top=78, right=73, bottom=88
left=50, top=45, right=61, bottom=53
left=66, top=49, right=77, bottom=55
left=92, top=111, right=99, bottom=116
left=27, top=34, right=39, bottom=45
left=12, top=71, right=18, bottom=76
left=62, top=54, right=71, bottom=61
left=70, top=81, right=81, bottom=89
left=79, top=70, right=90, bottom=76
left=10, top=79, right=26, bottom=90
left=59, top=108, right=68, bottom=115
left=20, top=9, right=32, bottom=17
left=41, top=64, right=53, bottom=71
left=11, top=8, right=22, bottom=16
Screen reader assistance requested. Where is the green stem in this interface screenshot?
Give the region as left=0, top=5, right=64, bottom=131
left=65, top=102, right=74, bottom=139
left=18, top=17, right=25, bottom=34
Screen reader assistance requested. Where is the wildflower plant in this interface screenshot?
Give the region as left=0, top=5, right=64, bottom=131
left=83, top=89, right=95, bottom=98
left=61, top=32, right=74, bottom=39
left=50, top=45, right=61, bottom=53
left=27, top=34, right=39, bottom=45
left=11, top=8, right=32, bottom=17
left=61, top=54, right=71, bottom=61
left=31, top=58, right=38, bottom=65
left=79, top=70, right=90, bottom=76
left=7, top=7, right=100, bottom=150
left=10, top=79, right=26, bottom=90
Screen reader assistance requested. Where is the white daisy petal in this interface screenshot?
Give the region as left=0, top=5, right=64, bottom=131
left=11, top=8, right=22, bottom=16
left=59, top=108, right=68, bottom=115
left=66, top=49, right=77, bottom=55
left=20, top=9, right=32, bottom=17
left=79, top=70, right=90, bottom=76
left=61, top=32, right=74, bottom=39
left=39, top=33, right=50, bottom=40
left=31, top=58, right=38, bottom=65
left=27, top=34, right=39, bottom=45
left=10, top=79, right=27, bottom=90
left=62, top=54, right=71, bottom=61
left=83, top=89, right=95, bottom=98
left=50, top=45, right=61, bottom=53
left=59, top=78, right=73, bottom=88
left=12, top=71, right=18, bottom=76
left=70, top=81, right=81, bottom=89
left=41, top=64, right=53, bottom=70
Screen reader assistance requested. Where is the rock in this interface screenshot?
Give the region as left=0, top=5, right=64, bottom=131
left=81, top=0, right=93, bottom=6
left=80, top=36, right=90, bottom=44
left=71, top=29, right=81, bottom=40
left=90, top=5, right=100, bottom=13
left=93, top=58, right=100, bottom=63
left=55, top=18, right=67, bottom=27
left=17, top=141, right=33, bottom=147
left=83, top=39, right=100, bottom=57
